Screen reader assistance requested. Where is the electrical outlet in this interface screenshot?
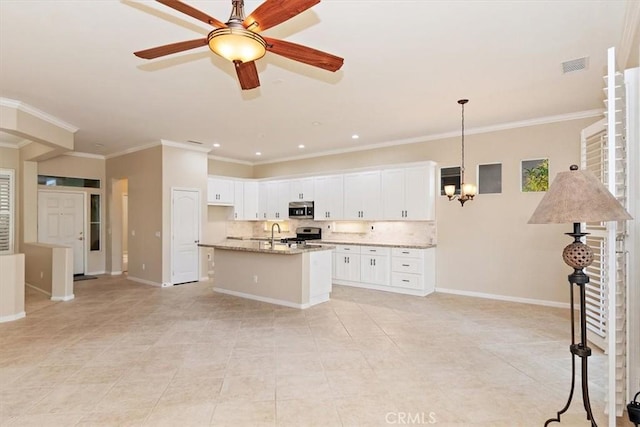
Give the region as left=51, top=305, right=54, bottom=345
left=142, top=263, right=145, bottom=270
left=253, top=275, right=258, bottom=283
left=40, top=271, right=43, bottom=279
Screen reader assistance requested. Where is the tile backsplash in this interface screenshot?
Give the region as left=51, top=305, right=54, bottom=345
left=225, top=219, right=436, bottom=246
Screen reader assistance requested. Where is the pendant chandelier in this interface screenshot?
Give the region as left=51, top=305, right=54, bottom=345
left=445, top=99, right=476, bottom=206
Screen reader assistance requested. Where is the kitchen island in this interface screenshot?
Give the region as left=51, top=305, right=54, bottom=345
left=199, top=241, right=335, bottom=309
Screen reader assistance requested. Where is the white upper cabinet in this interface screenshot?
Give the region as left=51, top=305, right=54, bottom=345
left=266, top=180, right=290, bottom=220
left=343, top=171, right=381, bottom=220
left=207, top=177, right=235, bottom=205
left=381, top=163, right=435, bottom=220
left=243, top=181, right=260, bottom=221
left=258, top=181, right=269, bottom=220
left=289, top=178, right=315, bottom=201
left=314, top=175, right=344, bottom=220
left=233, top=180, right=244, bottom=220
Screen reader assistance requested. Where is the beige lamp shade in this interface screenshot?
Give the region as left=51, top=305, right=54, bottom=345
left=528, top=165, right=633, bottom=224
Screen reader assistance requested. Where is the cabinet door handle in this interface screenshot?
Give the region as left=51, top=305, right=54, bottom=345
left=402, top=279, right=410, bottom=283
left=402, top=251, right=410, bottom=254
left=402, top=264, right=410, bottom=267
left=373, top=259, right=376, bottom=266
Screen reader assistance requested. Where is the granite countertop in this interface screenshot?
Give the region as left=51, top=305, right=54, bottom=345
left=199, top=240, right=335, bottom=255
left=315, top=240, right=436, bottom=249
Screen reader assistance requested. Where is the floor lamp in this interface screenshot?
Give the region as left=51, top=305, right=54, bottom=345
left=528, top=165, right=632, bottom=427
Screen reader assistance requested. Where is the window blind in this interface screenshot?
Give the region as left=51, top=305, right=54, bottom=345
left=0, top=169, right=14, bottom=254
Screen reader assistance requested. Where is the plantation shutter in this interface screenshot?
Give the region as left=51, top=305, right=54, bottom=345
left=581, top=47, right=629, bottom=421
left=0, top=169, right=14, bottom=254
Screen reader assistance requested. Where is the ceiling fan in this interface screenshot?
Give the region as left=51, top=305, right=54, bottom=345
left=134, top=0, right=344, bottom=90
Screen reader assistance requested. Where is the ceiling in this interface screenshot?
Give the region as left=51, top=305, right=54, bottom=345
left=0, top=1, right=634, bottom=164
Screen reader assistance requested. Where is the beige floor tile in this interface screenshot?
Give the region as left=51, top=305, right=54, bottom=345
left=5, top=412, right=84, bottom=426
left=0, top=276, right=621, bottom=427
left=27, top=383, right=112, bottom=414
left=210, top=400, right=275, bottom=426
left=143, top=403, right=215, bottom=426
left=75, top=407, right=152, bottom=426
left=276, top=372, right=332, bottom=401
left=218, top=374, right=276, bottom=402
left=226, top=354, right=276, bottom=377
left=276, top=398, right=341, bottom=426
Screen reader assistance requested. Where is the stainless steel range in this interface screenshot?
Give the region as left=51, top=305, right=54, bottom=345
left=280, top=227, right=322, bottom=245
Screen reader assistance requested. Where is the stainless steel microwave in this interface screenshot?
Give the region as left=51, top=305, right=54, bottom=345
left=288, top=201, right=314, bottom=219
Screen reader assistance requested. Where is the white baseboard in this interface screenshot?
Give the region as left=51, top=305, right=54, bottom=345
left=86, top=271, right=105, bottom=276
left=333, top=280, right=431, bottom=297
left=0, top=311, right=26, bottom=323
left=127, top=276, right=163, bottom=287
left=435, top=287, right=571, bottom=309
left=110, top=271, right=123, bottom=276
left=213, top=287, right=305, bottom=309
left=199, top=276, right=210, bottom=282
left=51, top=294, right=75, bottom=302
left=25, top=283, right=51, bottom=297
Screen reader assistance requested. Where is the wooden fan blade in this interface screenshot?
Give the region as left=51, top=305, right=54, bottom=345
left=134, top=38, right=208, bottom=59
left=156, top=0, right=226, bottom=28
left=244, top=0, right=320, bottom=33
left=234, top=61, right=261, bottom=90
left=263, top=37, right=343, bottom=72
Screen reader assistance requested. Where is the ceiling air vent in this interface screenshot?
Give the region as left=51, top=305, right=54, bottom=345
left=562, top=57, right=589, bottom=74
left=187, top=140, right=203, bottom=145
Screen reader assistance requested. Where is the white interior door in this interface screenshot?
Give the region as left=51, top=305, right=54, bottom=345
left=122, top=193, right=128, bottom=272
left=38, top=191, right=85, bottom=275
left=171, top=188, right=200, bottom=285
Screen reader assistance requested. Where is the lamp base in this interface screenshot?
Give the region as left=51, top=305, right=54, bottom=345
left=545, top=223, right=598, bottom=427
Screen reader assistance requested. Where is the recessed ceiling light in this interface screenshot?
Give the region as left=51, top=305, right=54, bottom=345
left=255, top=151, right=262, bottom=156
left=213, top=143, right=220, bottom=148
left=312, top=121, right=322, bottom=126
left=95, top=143, right=104, bottom=147
left=298, top=144, right=305, bottom=149
left=352, top=134, right=359, bottom=140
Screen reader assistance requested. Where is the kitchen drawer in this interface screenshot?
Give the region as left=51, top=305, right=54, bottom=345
left=334, top=244, right=361, bottom=254
left=391, top=273, right=422, bottom=290
left=360, top=246, right=390, bottom=256
left=391, top=257, right=422, bottom=274
left=392, top=248, right=423, bottom=258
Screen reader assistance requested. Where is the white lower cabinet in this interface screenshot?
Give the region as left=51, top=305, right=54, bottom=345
left=390, top=247, right=435, bottom=294
left=360, top=246, right=390, bottom=286
left=333, top=245, right=361, bottom=282
left=333, top=244, right=435, bottom=296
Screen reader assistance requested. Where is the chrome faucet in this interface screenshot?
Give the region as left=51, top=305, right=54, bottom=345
left=270, top=223, right=281, bottom=247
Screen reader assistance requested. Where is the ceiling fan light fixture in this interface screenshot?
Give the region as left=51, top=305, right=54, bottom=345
left=208, top=27, right=267, bottom=63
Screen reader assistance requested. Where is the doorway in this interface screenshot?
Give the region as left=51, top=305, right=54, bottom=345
left=38, top=191, right=85, bottom=275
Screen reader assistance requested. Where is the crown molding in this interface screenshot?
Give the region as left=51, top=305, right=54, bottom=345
left=104, top=141, right=162, bottom=159
left=207, top=154, right=253, bottom=166
left=0, top=142, right=18, bottom=149
left=0, top=97, right=79, bottom=133
left=160, top=139, right=211, bottom=153
left=64, top=151, right=106, bottom=160
left=253, top=109, right=604, bottom=165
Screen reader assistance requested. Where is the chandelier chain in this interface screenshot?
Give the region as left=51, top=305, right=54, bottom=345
left=461, top=101, right=465, bottom=183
